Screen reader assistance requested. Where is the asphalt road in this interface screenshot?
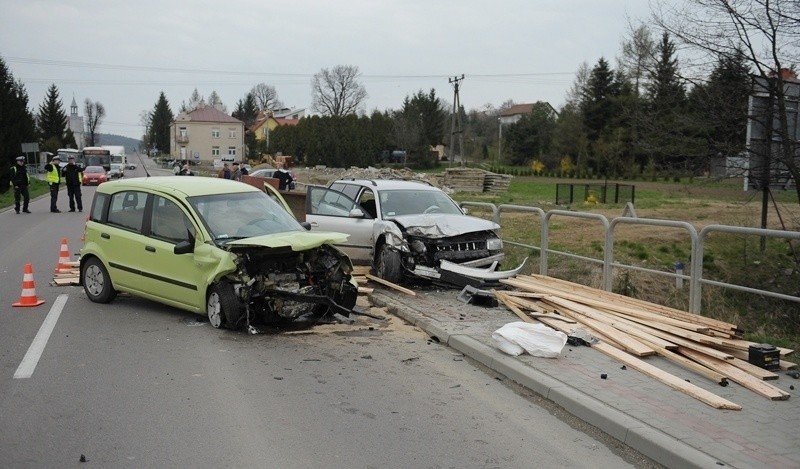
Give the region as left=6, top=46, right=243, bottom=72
left=0, top=157, right=654, bottom=468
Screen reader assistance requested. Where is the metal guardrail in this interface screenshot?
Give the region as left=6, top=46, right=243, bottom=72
left=460, top=201, right=800, bottom=314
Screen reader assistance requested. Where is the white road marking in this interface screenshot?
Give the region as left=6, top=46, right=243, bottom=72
left=13, top=294, right=68, bottom=379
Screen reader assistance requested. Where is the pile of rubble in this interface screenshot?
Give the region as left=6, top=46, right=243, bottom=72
left=292, top=165, right=511, bottom=195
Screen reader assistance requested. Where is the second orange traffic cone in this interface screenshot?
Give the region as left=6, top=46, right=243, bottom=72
left=55, top=238, right=73, bottom=273
left=12, top=263, right=45, bottom=307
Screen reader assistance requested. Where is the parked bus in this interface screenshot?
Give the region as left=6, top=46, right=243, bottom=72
left=81, top=147, right=112, bottom=171
left=56, top=148, right=80, bottom=166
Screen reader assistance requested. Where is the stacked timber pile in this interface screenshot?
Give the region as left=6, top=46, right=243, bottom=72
left=442, top=168, right=485, bottom=193
left=483, top=172, right=512, bottom=194
left=441, top=168, right=512, bottom=194
left=496, top=274, right=795, bottom=410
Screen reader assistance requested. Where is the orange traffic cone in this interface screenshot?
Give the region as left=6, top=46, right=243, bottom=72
left=12, top=263, right=46, bottom=307
left=55, top=238, right=72, bottom=273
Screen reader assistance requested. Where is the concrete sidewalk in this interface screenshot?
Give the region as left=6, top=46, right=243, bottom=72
left=370, top=288, right=799, bottom=469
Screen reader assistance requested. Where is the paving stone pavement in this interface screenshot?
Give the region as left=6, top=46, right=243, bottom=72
left=369, top=288, right=800, bottom=469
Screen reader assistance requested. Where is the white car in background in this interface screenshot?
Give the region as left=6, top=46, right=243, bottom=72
left=305, top=179, right=522, bottom=285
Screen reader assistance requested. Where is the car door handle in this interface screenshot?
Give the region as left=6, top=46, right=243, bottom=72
left=145, top=246, right=156, bottom=252
left=309, top=222, right=319, bottom=227
left=101, top=233, right=110, bottom=239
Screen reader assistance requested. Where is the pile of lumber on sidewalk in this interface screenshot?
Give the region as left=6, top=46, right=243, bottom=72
left=496, top=274, right=795, bottom=410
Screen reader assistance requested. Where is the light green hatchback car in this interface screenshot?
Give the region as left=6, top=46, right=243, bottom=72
left=80, top=176, right=358, bottom=330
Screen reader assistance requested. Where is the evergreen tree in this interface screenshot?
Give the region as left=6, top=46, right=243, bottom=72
left=581, top=58, right=619, bottom=143
left=232, top=93, right=258, bottom=128
left=0, top=56, right=36, bottom=193
left=37, top=84, right=68, bottom=148
left=504, top=102, right=557, bottom=166
left=690, top=50, right=751, bottom=164
left=640, top=32, right=693, bottom=169
left=647, top=32, right=685, bottom=109
left=148, top=92, right=173, bottom=155
left=394, top=89, right=447, bottom=166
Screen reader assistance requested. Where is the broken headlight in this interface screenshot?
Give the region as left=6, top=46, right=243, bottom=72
left=486, top=237, right=503, bottom=251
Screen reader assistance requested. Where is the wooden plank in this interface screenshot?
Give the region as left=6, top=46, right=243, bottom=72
left=780, top=360, right=798, bottom=371
left=635, top=336, right=729, bottom=386
left=718, top=338, right=794, bottom=356
left=678, top=347, right=790, bottom=401
left=538, top=297, right=655, bottom=357
left=603, top=314, right=735, bottom=361
left=53, top=278, right=78, bottom=286
left=495, top=291, right=539, bottom=324
left=503, top=277, right=711, bottom=334
left=357, top=287, right=374, bottom=294
left=593, top=342, right=742, bottom=410
left=511, top=274, right=739, bottom=333
left=365, top=274, right=416, bottom=296
left=502, top=295, right=575, bottom=322
left=535, top=316, right=741, bottom=410
left=727, top=358, right=780, bottom=381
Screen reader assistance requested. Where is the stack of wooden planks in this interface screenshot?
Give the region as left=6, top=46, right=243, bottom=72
left=441, top=168, right=512, bottom=194
left=496, top=273, right=795, bottom=410
left=53, top=261, right=80, bottom=286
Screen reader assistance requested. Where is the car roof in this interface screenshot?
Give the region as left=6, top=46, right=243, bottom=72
left=332, top=179, right=439, bottom=191
left=97, top=176, right=261, bottom=197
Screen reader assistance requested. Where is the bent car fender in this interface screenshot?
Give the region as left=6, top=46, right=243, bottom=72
left=194, top=243, right=238, bottom=285
left=373, top=220, right=406, bottom=250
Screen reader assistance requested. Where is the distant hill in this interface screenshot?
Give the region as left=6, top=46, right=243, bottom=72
left=97, top=134, right=141, bottom=153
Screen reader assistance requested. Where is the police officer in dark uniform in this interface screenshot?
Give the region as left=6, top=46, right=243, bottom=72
left=62, top=155, right=84, bottom=212
left=10, top=156, right=31, bottom=214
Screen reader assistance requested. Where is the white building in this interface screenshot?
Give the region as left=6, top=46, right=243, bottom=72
left=68, top=97, right=86, bottom=150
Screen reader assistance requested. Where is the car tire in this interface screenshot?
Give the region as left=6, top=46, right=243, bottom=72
left=207, top=282, right=242, bottom=329
left=82, top=257, right=117, bottom=303
left=376, top=244, right=402, bottom=283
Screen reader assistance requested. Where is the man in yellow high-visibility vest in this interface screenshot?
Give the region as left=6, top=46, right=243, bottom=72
left=44, top=155, right=62, bottom=213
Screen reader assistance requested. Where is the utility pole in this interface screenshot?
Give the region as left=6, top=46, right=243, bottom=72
left=448, top=75, right=465, bottom=167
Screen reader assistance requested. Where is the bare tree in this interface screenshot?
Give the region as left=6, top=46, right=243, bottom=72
left=310, top=65, right=368, bottom=116
left=618, top=24, right=656, bottom=96
left=179, top=88, right=204, bottom=113
left=207, top=91, right=227, bottom=113
left=250, top=83, right=283, bottom=112
left=651, top=0, right=800, bottom=205
left=84, top=98, right=105, bottom=147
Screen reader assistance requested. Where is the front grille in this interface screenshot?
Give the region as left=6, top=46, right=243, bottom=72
left=412, top=234, right=495, bottom=264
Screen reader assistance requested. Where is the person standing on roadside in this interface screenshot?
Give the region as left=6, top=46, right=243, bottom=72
left=218, top=163, right=232, bottom=180
left=44, top=155, right=62, bottom=213
left=10, top=156, right=31, bottom=214
left=62, top=155, right=84, bottom=212
left=231, top=162, right=243, bottom=181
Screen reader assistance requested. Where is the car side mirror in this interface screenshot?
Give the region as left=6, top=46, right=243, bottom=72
left=348, top=208, right=365, bottom=218
left=174, top=239, right=195, bottom=255
left=462, top=207, right=469, bottom=215
left=300, top=222, right=312, bottom=231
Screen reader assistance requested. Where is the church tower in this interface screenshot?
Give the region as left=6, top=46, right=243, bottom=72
left=68, top=97, right=86, bottom=150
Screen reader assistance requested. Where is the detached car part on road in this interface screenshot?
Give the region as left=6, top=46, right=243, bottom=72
left=305, top=179, right=523, bottom=285
left=80, top=177, right=358, bottom=331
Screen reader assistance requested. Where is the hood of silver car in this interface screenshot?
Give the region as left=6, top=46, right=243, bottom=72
left=389, top=214, right=500, bottom=238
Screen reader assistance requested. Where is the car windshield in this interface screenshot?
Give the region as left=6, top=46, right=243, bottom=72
left=85, top=166, right=104, bottom=173
left=187, top=191, right=304, bottom=242
left=379, top=189, right=463, bottom=217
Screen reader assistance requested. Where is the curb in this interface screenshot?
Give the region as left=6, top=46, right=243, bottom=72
left=370, top=291, right=729, bottom=469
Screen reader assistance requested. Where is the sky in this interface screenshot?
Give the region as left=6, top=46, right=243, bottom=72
left=1, top=0, right=653, bottom=140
